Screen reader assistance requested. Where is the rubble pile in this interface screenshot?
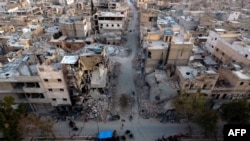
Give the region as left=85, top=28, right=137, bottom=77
left=139, top=100, right=165, bottom=118
left=109, top=61, right=121, bottom=112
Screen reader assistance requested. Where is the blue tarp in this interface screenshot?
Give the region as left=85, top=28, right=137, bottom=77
left=98, top=130, right=113, bottom=139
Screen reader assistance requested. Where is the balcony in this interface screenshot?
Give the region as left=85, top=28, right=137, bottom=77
left=23, top=87, right=45, bottom=93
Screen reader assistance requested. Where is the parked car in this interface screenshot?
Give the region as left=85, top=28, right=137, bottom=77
left=108, top=114, right=120, bottom=121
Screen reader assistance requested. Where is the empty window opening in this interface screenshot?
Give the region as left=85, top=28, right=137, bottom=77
left=148, top=51, right=151, bottom=58
left=39, top=68, right=44, bottom=71
left=222, top=94, right=227, bottom=99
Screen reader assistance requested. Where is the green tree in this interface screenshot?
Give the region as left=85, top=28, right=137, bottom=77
left=221, top=99, right=250, bottom=124
left=174, top=94, right=219, bottom=138
left=0, top=96, right=22, bottom=140
left=174, top=94, right=206, bottom=120
left=195, top=109, right=218, bottom=138
left=0, top=96, right=54, bottom=140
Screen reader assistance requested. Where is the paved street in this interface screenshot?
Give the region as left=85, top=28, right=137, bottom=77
left=53, top=119, right=190, bottom=141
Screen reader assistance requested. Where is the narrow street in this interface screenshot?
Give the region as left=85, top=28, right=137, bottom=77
left=112, top=0, right=140, bottom=117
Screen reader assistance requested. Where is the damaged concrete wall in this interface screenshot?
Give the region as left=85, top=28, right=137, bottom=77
left=79, top=55, right=103, bottom=71
left=167, top=43, right=193, bottom=66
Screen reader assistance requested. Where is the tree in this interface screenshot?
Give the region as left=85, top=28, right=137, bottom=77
left=0, top=96, right=55, bottom=140
left=0, top=96, right=23, bottom=141
left=120, top=94, right=129, bottom=110
left=18, top=114, right=55, bottom=138
left=174, top=94, right=219, bottom=138
left=195, top=109, right=218, bottom=138
left=174, top=94, right=206, bottom=120
left=221, top=99, right=250, bottom=124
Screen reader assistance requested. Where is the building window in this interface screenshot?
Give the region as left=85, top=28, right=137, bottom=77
left=100, top=24, right=103, bottom=26
left=44, top=79, right=48, bottom=82
left=52, top=98, right=56, bottom=101
left=63, top=98, right=67, bottom=101
left=216, top=48, right=219, bottom=51
left=245, top=54, right=248, bottom=58
left=148, top=51, right=151, bottom=58
left=48, top=88, right=53, bottom=92
left=222, top=94, right=227, bottom=99
left=117, top=24, right=120, bottom=27
left=59, top=88, right=64, bottom=92
left=57, top=79, right=62, bottom=82
left=215, top=38, right=217, bottom=40
left=240, top=82, right=244, bottom=85
left=211, top=45, right=214, bottom=48
left=106, top=24, right=109, bottom=27
left=222, top=52, right=224, bottom=56
left=112, top=24, right=114, bottom=27
left=39, top=68, right=44, bottom=71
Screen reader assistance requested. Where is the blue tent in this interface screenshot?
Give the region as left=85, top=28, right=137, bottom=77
left=98, top=130, right=113, bottom=139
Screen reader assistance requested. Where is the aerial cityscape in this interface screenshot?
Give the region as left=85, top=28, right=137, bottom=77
left=0, top=0, right=250, bottom=141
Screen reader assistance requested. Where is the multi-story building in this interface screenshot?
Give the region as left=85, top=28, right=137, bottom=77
left=212, top=67, right=250, bottom=101
left=59, top=15, right=91, bottom=38
left=178, top=16, right=199, bottom=30
left=94, top=11, right=126, bottom=34
left=140, top=9, right=158, bottom=26
left=176, top=64, right=219, bottom=95
left=205, top=29, right=250, bottom=66
left=0, top=44, right=73, bottom=113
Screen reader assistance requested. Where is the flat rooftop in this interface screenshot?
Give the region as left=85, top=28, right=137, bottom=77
left=98, top=12, right=125, bottom=17
left=60, top=56, right=79, bottom=64
left=177, top=65, right=217, bottom=79
left=145, top=41, right=168, bottom=49
left=232, top=70, right=250, bottom=80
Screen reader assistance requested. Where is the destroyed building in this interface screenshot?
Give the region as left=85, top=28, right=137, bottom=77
left=60, top=44, right=109, bottom=106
